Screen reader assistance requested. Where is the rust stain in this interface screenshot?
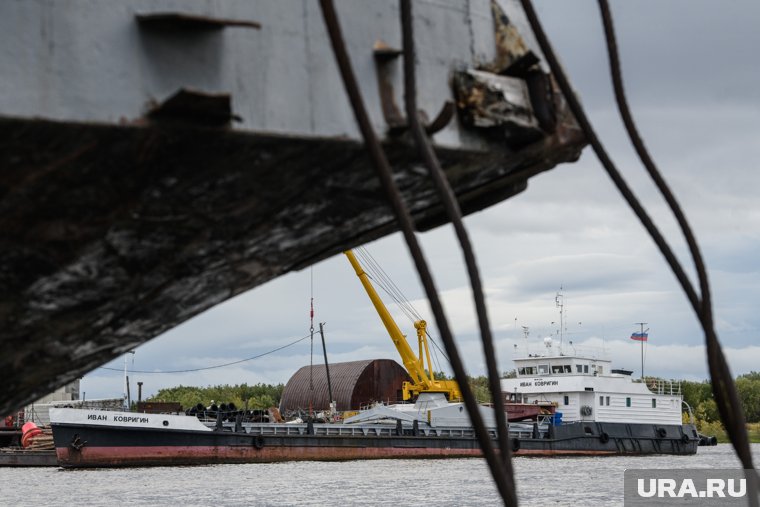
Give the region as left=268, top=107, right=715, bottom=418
left=486, top=0, right=538, bottom=75
left=453, top=69, right=542, bottom=146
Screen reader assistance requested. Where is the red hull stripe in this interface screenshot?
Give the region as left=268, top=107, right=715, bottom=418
left=56, top=445, right=483, bottom=466
left=55, top=445, right=625, bottom=466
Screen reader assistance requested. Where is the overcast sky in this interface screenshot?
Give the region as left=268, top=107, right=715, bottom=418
left=82, top=0, right=760, bottom=401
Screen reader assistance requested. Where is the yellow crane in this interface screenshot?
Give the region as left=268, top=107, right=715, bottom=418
left=344, top=250, right=462, bottom=402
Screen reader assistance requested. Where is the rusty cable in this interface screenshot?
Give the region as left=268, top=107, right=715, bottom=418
left=597, top=0, right=756, bottom=484
left=520, top=0, right=756, bottom=488
left=318, top=1, right=516, bottom=504
left=400, top=0, right=517, bottom=501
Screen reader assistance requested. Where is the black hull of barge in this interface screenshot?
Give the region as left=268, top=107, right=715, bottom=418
left=512, top=421, right=699, bottom=456
left=52, top=420, right=699, bottom=467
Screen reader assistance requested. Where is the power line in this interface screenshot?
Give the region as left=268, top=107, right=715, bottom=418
left=97, top=333, right=311, bottom=374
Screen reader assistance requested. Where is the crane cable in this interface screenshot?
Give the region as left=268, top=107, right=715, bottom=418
left=356, top=246, right=450, bottom=374
left=356, top=247, right=420, bottom=322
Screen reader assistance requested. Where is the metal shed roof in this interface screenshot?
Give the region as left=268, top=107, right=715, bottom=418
left=279, top=359, right=410, bottom=413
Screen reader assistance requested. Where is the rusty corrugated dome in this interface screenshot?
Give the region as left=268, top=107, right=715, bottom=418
left=279, top=359, right=411, bottom=413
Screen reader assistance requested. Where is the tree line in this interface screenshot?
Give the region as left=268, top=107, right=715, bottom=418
left=147, top=383, right=284, bottom=410
left=681, top=371, right=760, bottom=423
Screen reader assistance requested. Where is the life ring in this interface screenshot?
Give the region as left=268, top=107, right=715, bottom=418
left=511, top=438, right=520, bottom=452
left=657, top=427, right=667, bottom=438
left=681, top=433, right=690, bottom=444
left=599, top=432, right=610, bottom=444
left=254, top=435, right=265, bottom=449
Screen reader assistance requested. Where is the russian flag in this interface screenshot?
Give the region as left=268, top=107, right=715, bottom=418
left=630, top=332, right=648, bottom=341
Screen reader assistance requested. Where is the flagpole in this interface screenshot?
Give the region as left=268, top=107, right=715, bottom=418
left=634, top=322, right=647, bottom=379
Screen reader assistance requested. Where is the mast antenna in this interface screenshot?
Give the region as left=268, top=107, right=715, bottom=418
left=555, top=287, right=564, bottom=350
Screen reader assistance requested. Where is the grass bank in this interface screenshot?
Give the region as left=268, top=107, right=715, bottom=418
left=695, top=421, right=760, bottom=444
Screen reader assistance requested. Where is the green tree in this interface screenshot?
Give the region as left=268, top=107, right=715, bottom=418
left=680, top=380, right=712, bottom=412
left=696, top=398, right=719, bottom=423
left=147, top=383, right=284, bottom=410
left=738, top=371, right=760, bottom=382
left=736, top=376, right=760, bottom=423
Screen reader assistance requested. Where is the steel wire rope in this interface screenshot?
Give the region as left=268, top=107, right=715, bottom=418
left=355, top=248, right=449, bottom=374
left=356, top=247, right=451, bottom=373
left=520, top=0, right=757, bottom=496
left=355, top=247, right=419, bottom=324
left=97, top=333, right=311, bottom=373
left=358, top=246, right=424, bottom=322
left=425, top=331, right=446, bottom=375
left=359, top=263, right=416, bottom=324
left=363, top=253, right=450, bottom=376
left=596, top=0, right=756, bottom=478
left=357, top=247, right=422, bottom=323
left=318, top=1, right=516, bottom=504
left=400, top=0, right=515, bottom=492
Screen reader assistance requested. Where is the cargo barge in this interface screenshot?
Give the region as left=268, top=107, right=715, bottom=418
left=51, top=398, right=496, bottom=467
left=0, top=448, right=57, bottom=467
left=50, top=396, right=697, bottom=468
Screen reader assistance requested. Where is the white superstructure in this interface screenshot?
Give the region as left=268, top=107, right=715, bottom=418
left=501, top=341, right=683, bottom=425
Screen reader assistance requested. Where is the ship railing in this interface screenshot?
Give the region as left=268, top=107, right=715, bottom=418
left=357, top=398, right=410, bottom=411
left=635, top=378, right=682, bottom=396
left=221, top=421, right=480, bottom=439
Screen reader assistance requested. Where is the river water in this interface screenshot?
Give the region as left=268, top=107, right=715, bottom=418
left=2, top=444, right=757, bottom=506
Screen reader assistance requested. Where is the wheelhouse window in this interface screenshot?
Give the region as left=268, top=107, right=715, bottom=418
left=606, top=396, right=610, bottom=406
left=552, top=365, right=564, bottom=374
left=626, top=397, right=631, bottom=407
left=599, top=396, right=604, bottom=406
left=564, top=395, right=569, bottom=406
left=518, top=366, right=537, bottom=375
left=584, top=365, right=589, bottom=373
left=538, top=364, right=549, bottom=375
left=652, top=398, right=656, bottom=408
left=564, top=365, right=571, bottom=373
left=576, top=365, right=583, bottom=373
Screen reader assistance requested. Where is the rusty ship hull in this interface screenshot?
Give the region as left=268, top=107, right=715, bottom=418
left=50, top=408, right=697, bottom=467
left=53, top=426, right=485, bottom=467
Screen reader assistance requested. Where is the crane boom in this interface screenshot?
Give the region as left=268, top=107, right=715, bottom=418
left=344, top=250, right=461, bottom=401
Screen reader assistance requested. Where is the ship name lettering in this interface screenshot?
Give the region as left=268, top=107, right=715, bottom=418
left=112, top=415, right=149, bottom=424
left=87, top=414, right=107, bottom=421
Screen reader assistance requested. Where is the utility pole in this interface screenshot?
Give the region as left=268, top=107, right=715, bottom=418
left=318, top=322, right=334, bottom=412
left=123, top=350, right=135, bottom=410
